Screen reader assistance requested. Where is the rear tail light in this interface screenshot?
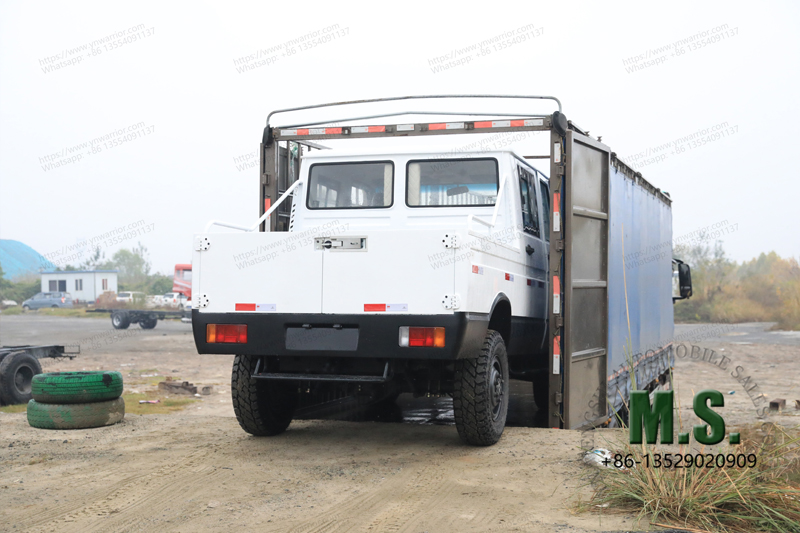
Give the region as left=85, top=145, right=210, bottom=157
left=398, top=327, right=445, bottom=347
left=207, top=324, right=248, bottom=344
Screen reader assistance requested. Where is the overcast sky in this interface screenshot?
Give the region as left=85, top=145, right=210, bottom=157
left=1, top=0, right=798, bottom=275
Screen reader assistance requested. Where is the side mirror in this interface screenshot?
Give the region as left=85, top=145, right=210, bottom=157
left=672, top=259, right=692, bottom=301
left=678, top=263, right=692, bottom=299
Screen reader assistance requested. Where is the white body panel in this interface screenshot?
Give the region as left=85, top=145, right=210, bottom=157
left=195, top=150, right=549, bottom=322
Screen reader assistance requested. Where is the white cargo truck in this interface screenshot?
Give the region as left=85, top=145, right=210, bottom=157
left=192, top=95, right=692, bottom=445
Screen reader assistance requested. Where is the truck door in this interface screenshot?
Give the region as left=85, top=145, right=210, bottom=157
left=516, top=166, right=547, bottom=325
left=548, top=131, right=611, bottom=429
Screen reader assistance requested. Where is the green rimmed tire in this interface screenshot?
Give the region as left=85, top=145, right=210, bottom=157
left=32, top=371, right=123, bottom=404
left=27, top=397, right=125, bottom=429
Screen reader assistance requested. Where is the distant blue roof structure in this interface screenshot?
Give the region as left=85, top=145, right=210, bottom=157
left=0, top=240, right=55, bottom=280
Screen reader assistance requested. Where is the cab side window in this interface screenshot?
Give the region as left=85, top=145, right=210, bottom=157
left=517, top=166, right=540, bottom=237
left=539, top=178, right=550, bottom=241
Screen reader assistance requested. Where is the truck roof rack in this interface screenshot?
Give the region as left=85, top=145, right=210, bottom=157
left=263, top=94, right=564, bottom=144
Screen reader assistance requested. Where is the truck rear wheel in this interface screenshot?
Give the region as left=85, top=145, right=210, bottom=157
left=0, top=351, right=42, bottom=405
left=111, top=312, right=130, bottom=330
left=231, top=354, right=297, bottom=436
left=139, top=316, right=157, bottom=329
left=453, top=329, right=509, bottom=446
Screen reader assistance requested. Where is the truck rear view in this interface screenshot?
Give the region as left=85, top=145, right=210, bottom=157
left=191, top=96, right=690, bottom=445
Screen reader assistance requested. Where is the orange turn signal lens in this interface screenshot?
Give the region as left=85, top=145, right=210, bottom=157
left=207, top=324, right=248, bottom=344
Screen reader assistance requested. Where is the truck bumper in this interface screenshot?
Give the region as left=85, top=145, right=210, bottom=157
left=192, top=310, right=489, bottom=360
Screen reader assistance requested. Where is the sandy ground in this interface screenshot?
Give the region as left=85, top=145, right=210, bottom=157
left=0, top=315, right=798, bottom=532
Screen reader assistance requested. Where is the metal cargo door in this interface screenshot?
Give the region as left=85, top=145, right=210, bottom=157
left=550, top=131, right=610, bottom=429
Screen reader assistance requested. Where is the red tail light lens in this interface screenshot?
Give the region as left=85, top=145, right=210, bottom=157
left=207, top=324, right=248, bottom=344
left=399, top=327, right=445, bottom=347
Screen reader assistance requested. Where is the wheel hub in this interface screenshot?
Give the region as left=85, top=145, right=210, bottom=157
left=14, top=365, right=34, bottom=394
left=489, top=360, right=505, bottom=419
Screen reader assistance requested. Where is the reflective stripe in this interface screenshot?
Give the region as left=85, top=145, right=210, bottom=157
left=351, top=125, right=386, bottom=133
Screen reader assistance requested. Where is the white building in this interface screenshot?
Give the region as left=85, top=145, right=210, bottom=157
left=40, top=270, right=118, bottom=303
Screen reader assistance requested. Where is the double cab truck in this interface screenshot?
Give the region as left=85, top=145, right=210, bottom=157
left=191, top=95, right=692, bottom=445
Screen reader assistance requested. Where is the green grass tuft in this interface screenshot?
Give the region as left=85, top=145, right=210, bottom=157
left=577, top=424, right=800, bottom=532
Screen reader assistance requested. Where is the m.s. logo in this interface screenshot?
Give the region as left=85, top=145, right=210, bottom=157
left=629, top=389, right=739, bottom=445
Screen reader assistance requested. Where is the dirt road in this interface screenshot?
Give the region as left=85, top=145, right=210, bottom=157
left=1, top=315, right=798, bottom=532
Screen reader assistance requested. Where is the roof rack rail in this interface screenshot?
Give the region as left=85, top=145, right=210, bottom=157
left=263, top=94, right=563, bottom=144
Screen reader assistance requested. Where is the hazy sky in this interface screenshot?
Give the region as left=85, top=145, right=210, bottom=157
left=1, top=0, right=798, bottom=275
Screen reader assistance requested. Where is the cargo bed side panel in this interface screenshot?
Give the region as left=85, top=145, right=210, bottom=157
left=193, top=232, right=323, bottom=314
left=606, top=164, right=674, bottom=413
left=321, top=229, right=455, bottom=315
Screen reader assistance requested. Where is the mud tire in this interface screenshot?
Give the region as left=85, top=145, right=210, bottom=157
left=232, top=354, right=297, bottom=436
left=453, top=329, right=509, bottom=446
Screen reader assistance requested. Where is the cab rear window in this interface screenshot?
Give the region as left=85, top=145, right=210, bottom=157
left=307, top=161, right=394, bottom=209
left=406, top=158, right=498, bottom=207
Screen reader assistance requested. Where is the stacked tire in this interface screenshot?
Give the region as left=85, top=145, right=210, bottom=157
left=27, top=371, right=125, bottom=430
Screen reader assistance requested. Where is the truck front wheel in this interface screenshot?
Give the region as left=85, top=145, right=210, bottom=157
left=231, top=354, right=297, bottom=436
left=453, top=329, right=509, bottom=446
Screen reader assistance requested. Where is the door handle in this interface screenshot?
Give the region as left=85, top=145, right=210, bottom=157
left=322, top=240, right=333, bottom=249
left=526, top=245, right=535, bottom=255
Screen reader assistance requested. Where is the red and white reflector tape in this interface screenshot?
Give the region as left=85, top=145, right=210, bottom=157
left=553, top=275, right=561, bottom=314
left=235, top=303, right=276, bottom=311
left=471, top=265, right=484, bottom=275
left=281, top=127, right=342, bottom=136
left=397, top=124, right=415, bottom=131
left=553, top=193, right=561, bottom=232
left=351, top=125, right=386, bottom=133
left=505, top=273, right=514, bottom=282
left=474, top=118, right=543, bottom=129
left=428, top=122, right=465, bottom=130
left=364, top=303, right=408, bottom=312
left=553, top=335, right=561, bottom=375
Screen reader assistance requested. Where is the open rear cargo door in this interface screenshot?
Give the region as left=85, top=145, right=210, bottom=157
left=548, top=131, right=611, bottom=429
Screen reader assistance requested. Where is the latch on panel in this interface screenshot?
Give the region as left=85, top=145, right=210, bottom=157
left=195, top=236, right=211, bottom=251
left=555, top=392, right=563, bottom=405
left=442, top=294, right=461, bottom=310
left=314, top=237, right=366, bottom=250
left=442, top=233, right=459, bottom=249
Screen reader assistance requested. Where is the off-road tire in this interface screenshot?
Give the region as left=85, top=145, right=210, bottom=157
left=111, top=312, right=130, bottom=330
left=453, top=329, right=509, bottom=446
left=139, top=316, right=158, bottom=329
left=231, top=354, right=298, bottom=436
left=27, top=397, right=125, bottom=429
left=0, top=351, right=43, bottom=405
left=32, top=371, right=123, bottom=404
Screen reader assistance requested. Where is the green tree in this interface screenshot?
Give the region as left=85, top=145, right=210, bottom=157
left=106, top=242, right=152, bottom=289
left=148, top=274, right=174, bottom=295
